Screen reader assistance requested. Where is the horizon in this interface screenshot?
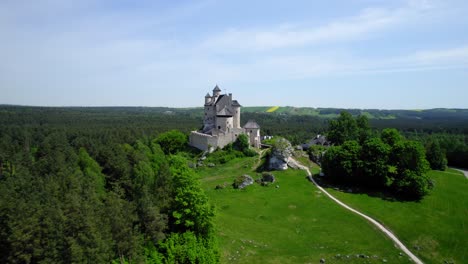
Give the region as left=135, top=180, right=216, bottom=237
left=1, top=103, right=467, bottom=111
left=2, top=0, right=468, bottom=109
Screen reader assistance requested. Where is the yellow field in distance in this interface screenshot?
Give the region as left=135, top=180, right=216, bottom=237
left=266, top=106, right=280, bottom=113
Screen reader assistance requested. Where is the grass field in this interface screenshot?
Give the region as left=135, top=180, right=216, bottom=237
left=325, top=169, right=468, bottom=264
left=197, top=157, right=413, bottom=263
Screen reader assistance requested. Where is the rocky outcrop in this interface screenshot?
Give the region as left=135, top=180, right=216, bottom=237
left=233, top=175, right=254, bottom=189
left=268, top=138, right=293, bottom=170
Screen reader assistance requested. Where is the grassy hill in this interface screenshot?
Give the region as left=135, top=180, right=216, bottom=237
left=197, top=154, right=467, bottom=264
left=197, top=156, right=413, bottom=263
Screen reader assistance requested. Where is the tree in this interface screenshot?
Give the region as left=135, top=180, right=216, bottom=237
left=169, top=156, right=215, bottom=237
left=104, top=189, right=141, bottom=263
left=389, top=140, right=431, bottom=199
left=327, top=111, right=358, bottom=145
left=322, top=140, right=361, bottom=183
left=155, top=130, right=188, bottom=155
left=356, top=115, right=371, bottom=143
left=360, top=137, right=391, bottom=187
left=425, top=140, right=447, bottom=170
left=381, top=128, right=403, bottom=147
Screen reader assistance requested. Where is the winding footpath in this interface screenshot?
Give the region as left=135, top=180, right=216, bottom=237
left=289, top=159, right=424, bottom=264
left=451, top=167, right=468, bottom=179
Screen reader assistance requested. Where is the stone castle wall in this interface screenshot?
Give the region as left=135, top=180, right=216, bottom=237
left=189, top=132, right=218, bottom=151
left=190, top=128, right=245, bottom=151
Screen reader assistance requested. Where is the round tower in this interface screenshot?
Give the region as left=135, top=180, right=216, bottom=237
left=205, top=93, right=211, bottom=105
left=232, top=100, right=241, bottom=128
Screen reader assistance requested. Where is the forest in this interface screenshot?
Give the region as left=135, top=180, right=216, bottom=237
left=0, top=105, right=467, bottom=263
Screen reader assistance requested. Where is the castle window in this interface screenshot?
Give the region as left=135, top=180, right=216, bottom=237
left=218, top=126, right=221, bottom=129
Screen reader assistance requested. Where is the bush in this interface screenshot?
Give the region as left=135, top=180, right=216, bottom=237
left=204, top=137, right=257, bottom=164
left=156, top=232, right=219, bottom=264
left=234, top=134, right=250, bottom=152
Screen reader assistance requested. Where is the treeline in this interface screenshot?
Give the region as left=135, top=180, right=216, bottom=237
left=406, top=133, right=468, bottom=169
left=2, top=105, right=467, bottom=146
left=242, top=112, right=328, bottom=145
left=0, top=125, right=218, bottom=263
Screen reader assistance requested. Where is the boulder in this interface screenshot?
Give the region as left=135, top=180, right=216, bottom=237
left=233, top=175, right=254, bottom=189
left=268, top=138, right=293, bottom=170
left=261, top=172, right=276, bottom=183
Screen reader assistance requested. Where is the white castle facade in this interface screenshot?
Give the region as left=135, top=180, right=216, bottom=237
left=189, top=85, right=261, bottom=151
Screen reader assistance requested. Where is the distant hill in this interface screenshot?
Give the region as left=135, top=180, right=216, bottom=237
left=240, top=106, right=468, bottom=120
left=2, top=105, right=467, bottom=121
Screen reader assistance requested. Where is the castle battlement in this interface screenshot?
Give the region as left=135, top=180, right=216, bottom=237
left=190, top=131, right=216, bottom=138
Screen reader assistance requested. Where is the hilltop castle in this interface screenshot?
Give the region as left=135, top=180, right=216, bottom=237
left=189, top=85, right=261, bottom=151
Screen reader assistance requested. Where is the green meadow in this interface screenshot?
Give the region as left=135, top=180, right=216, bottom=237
left=197, top=157, right=413, bottom=263
left=325, top=169, right=468, bottom=264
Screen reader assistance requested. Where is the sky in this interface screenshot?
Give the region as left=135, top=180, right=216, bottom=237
left=1, top=0, right=468, bottom=109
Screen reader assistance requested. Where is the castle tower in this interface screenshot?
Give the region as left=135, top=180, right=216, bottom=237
left=213, top=85, right=221, bottom=97
left=244, top=120, right=261, bottom=148
left=231, top=94, right=241, bottom=128
left=203, top=93, right=215, bottom=133
left=189, top=86, right=261, bottom=152
left=205, top=93, right=211, bottom=105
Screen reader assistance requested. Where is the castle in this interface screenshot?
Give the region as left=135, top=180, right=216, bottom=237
left=189, top=85, right=261, bottom=151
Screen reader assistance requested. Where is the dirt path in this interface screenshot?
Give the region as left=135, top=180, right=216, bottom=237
left=290, top=158, right=424, bottom=264
left=252, top=149, right=267, bottom=170
left=451, top=167, right=468, bottom=179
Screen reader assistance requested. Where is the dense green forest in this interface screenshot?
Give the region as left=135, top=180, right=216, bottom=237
left=0, top=106, right=220, bottom=263
left=0, top=105, right=467, bottom=262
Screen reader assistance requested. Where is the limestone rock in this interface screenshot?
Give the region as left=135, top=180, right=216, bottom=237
left=233, top=175, right=254, bottom=189
left=268, top=138, right=293, bottom=170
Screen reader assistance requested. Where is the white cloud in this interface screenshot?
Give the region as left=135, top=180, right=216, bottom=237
left=182, top=45, right=468, bottom=83
left=200, top=1, right=433, bottom=52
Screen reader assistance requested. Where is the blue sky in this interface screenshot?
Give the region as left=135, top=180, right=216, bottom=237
left=1, top=0, right=468, bottom=109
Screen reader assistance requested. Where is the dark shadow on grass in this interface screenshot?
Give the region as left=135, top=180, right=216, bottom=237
left=255, top=151, right=270, bottom=173
left=310, top=174, right=423, bottom=202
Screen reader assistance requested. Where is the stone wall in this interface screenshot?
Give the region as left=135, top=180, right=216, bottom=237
left=215, top=128, right=244, bottom=149
left=189, top=131, right=218, bottom=151
left=190, top=128, right=247, bottom=151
